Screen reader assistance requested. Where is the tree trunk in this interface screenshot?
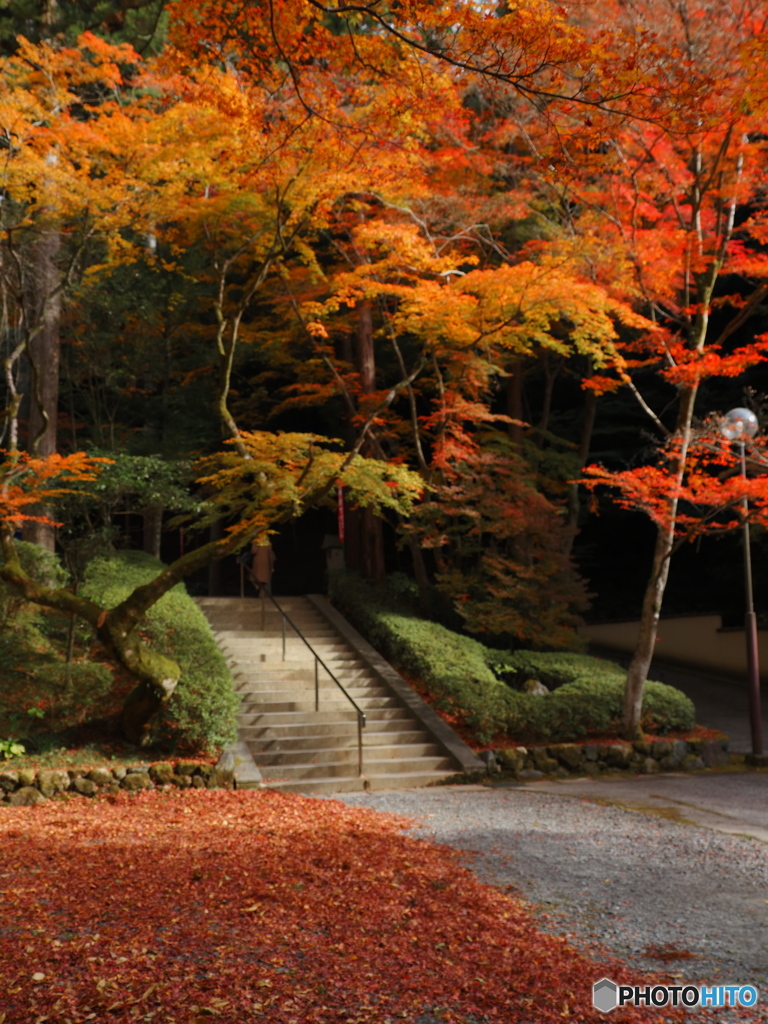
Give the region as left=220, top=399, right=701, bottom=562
left=23, top=229, right=61, bottom=552
left=355, top=300, right=386, bottom=581
left=621, top=518, right=675, bottom=738
left=142, top=506, right=163, bottom=560
left=0, top=524, right=250, bottom=745
left=564, top=379, right=597, bottom=558
left=207, top=519, right=224, bottom=595
left=506, top=360, right=525, bottom=451
left=408, top=535, right=431, bottom=611
left=361, top=506, right=385, bottom=584
left=622, top=380, right=699, bottom=737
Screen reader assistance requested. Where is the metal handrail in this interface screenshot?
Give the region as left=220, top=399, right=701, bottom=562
left=261, top=593, right=366, bottom=776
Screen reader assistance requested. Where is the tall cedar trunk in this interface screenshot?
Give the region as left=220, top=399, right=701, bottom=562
left=23, top=230, right=60, bottom=552
left=407, top=535, right=431, bottom=610
left=506, top=360, right=525, bottom=451
left=207, top=519, right=224, bottom=595
left=22, top=0, right=60, bottom=552
left=355, top=300, right=385, bottom=582
left=564, top=376, right=597, bottom=558
left=142, top=506, right=163, bottom=560
left=536, top=352, right=560, bottom=446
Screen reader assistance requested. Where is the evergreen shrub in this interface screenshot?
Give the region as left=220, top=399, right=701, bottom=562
left=82, top=551, right=239, bottom=751
left=330, top=572, right=696, bottom=743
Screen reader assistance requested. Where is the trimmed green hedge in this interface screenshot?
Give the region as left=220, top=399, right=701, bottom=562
left=330, top=572, right=695, bottom=743
left=82, top=551, right=239, bottom=752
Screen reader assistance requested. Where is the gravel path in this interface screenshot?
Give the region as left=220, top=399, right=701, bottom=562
left=335, top=785, right=768, bottom=1021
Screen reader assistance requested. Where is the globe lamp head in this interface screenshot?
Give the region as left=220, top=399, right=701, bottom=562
left=720, top=408, right=758, bottom=441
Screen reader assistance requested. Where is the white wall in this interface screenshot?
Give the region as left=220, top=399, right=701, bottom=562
left=579, top=615, right=768, bottom=677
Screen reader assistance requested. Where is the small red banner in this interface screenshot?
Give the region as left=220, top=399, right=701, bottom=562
left=337, top=486, right=345, bottom=542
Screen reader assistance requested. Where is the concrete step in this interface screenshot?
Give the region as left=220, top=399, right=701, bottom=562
left=237, top=690, right=393, bottom=708
left=237, top=696, right=390, bottom=711
left=229, top=661, right=370, bottom=678
left=242, top=718, right=428, bottom=740
left=259, top=754, right=454, bottom=781
left=240, top=706, right=411, bottom=726
left=196, top=594, right=472, bottom=795
left=210, top=624, right=330, bottom=635
left=235, top=679, right=386, bottom=696
left=201, top=598, right=319, bottom=603
left=239, top=695, right=400, bottom=715
left=229, top=657, right=369, bottom=672
left=250, top=729, right=430, bottom=752
left=254, top=742, right=442, bottom=767
left=263, top=769, right=460, bottom=795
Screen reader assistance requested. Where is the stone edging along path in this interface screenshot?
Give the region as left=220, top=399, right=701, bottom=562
left=487, top=735, right=734, bottom=779
left=0, top=738, right=749, bottom=805
left=0, top=759, right=235, bottom=807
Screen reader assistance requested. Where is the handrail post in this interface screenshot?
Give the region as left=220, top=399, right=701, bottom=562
left=315, top=655, right=319, bottom=712
left=357, top=712, right=363, bottom=777
left=281, top=614, right=286, bottom=661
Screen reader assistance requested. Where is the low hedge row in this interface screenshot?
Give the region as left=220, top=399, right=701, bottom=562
left=329, top=572, right=695, bottom=744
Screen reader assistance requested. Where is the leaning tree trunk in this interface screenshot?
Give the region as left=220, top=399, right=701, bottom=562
left=0, top=525, right=246, bottom=745
left=621, top=382, right=698, bottom=738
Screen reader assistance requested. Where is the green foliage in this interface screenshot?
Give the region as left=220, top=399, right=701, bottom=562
left=498, top=650, right=695, bottom=734
left=0, top=0, right=169, bottom=58
left=192, top=432, right=424, bottom=542
left=330, top=571, right=520, bottom=741
left=0, top=543, right=116, bottom=738
left=330, top=572, right=696, bottom=743
left=405, top=433, right=589, bottom=649
left=76, top=453, right=198, bottom=515
left=492, top=650, right=628, bottom=688
left=81, top=551, right=238, bottom=752
left=54, top=453, right=199, bottom=573
left=0, top=738, right=25, bottom=758
left=0, top=540, right=69, bottom=608
left=0, top=544, right=237, bottom=753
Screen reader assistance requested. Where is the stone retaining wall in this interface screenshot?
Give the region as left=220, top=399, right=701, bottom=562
left=0, top=760, right=235, bottom=806
left=491, top=736, right=731, bottom=779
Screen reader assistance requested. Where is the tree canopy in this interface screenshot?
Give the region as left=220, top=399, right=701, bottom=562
left=2, top=0, right=768, bottom=743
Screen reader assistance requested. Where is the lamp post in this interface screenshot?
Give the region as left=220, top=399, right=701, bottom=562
left=720, top=408, right=763, bottom=756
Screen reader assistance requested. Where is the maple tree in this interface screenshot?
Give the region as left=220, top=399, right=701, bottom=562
left=0, top=33, right=428, bottom=744
left=1, top=433, right=422, bottom=743
left=530, top=0, right=768, bottom=736
left=294, top=210, right=643, bottom=636
left=0, top=787, right=707, bottom=1023
left=409, top=433, right=590, bottom=648
left=4, top=0, right=768, bottom=747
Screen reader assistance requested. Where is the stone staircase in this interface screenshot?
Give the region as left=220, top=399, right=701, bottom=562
left=196, top=595, right=476, bottom=794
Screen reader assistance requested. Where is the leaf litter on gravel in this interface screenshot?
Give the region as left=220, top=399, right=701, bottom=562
left=0, top=788, right=748, bottom=1023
